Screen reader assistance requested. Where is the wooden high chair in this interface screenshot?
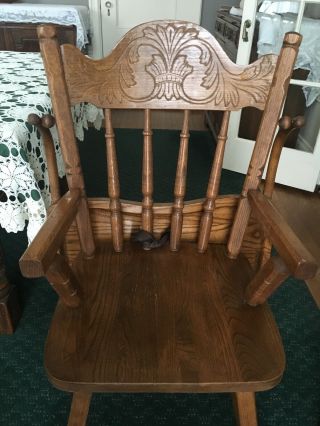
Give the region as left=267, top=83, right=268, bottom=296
left=20, top=21, right=317, bottom=425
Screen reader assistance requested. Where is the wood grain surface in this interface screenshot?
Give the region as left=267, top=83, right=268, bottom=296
left=45, top=241, right=285, bottom=393
left=68, top=392, right=92, bottom=426
left=245, top=255, right=290, bottom=306
left=170, top=110, right=190, bottom=251
left=233, top=392, right=258, bottom=426
left=227, top=32, right=302, bottom=259
left=26, top=21, right=310, bottom=425
left=20, top=190, right=81, bottom=277
left=104, top=109, right=123, bottom=252
left=142, top=109, right=154, bottom=232
left=62, top=196, right=266, bottom=272
left=248, top=190, right=318, bottom=279
left=38, top=24, right=95, bottom=258
left=58, top=21, right=277, bottom=111
left=198, top=111, right=230, bottom=252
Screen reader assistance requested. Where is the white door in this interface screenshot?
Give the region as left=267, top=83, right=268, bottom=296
left=224, top=0, right=320, bottom=191
left=91, top=0, right=202, bottom=57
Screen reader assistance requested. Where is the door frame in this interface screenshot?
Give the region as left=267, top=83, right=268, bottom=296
left=223, top=0, right=320, bottom=191
left=88, top=0, right=103, bottom=58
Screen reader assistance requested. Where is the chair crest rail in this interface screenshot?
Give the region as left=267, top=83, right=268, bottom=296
left=55, top=21, right=278, bottom=110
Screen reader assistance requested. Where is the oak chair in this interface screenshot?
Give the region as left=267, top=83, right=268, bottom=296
left=20, top=21, right=317, bottom=425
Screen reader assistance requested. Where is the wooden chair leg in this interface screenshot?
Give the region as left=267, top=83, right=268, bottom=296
left=68, top=392, right=92, bottom=426
left=0, top=249, right=21, bottom=334
left=233, top=392, right=258, bottom=426
left=0, top=283, right=21, bottom=334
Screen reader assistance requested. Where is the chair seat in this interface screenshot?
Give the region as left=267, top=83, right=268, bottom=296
left=45, top=241, right=285, bottom=393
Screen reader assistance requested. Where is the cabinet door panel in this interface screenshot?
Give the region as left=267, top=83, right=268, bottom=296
left=117, top=0, right=175, bottom=28
left=0, top=23, right=76, bottom=52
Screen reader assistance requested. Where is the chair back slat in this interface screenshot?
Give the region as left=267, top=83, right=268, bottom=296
left=104, top=109, right=123, bottom=252
left=170, top=110, right=190, bottom=251
left=37, top=25, right=95, bottom=258
left=142, top=109, right=153, bottom=232
left=227, top=32, right=301, bottom=259
left=37, top=23, right=302, bottom=257
left=198, top=111, right=230, bottom=253
left=60, top=21, right=278, bottom=112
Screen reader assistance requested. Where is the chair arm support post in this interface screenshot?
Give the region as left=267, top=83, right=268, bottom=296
left=46, top=253, right=81, bottom=308
left=264, top=115, right=305, bottom=199
left=245, top=255, right=290, bottom=306
left=19, top=189, right=81, bottom=278
left=248, top=190, right=317, bottom=280
left=260, top=116, right=304, bottom=268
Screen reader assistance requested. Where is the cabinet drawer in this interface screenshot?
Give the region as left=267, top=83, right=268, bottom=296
left=215, top=17, right=226, bottom=36
left=224, top=22, right=240, bottom=46
left=214, top=31, right=237, bottom=62
left=0, top=23, right=76, bottom=52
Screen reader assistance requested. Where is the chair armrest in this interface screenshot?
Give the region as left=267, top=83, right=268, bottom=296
left=19, top=189, right=81, bottom=278
left=248, top=189, right=318, bottom=280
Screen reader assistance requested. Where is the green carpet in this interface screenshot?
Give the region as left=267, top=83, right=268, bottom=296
left=0, top=128, right=319, bottom=425
left=77, top=128, right=245, bottom=200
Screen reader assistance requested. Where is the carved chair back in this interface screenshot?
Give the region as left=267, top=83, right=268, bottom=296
left=37, top=21, right=301, bottom=263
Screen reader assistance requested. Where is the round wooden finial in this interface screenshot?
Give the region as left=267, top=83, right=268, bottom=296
left=42, top=114, right=56, bottom=129
left=28, top=113, right=41, bottom=126
left=278, top=116, right=291, bottom=130
left=292, top=115, right=305, bottom=129
left=279, top=115, right=305, bottom=131
left=283, top=32, right=302, bottom=48
left=37, top=24, right=57, bottom=40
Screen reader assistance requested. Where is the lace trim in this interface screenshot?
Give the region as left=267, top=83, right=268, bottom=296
left=0, top=51, right=102, bottom=241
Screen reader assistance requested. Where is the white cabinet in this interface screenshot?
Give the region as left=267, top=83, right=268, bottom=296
left=89, top=0, right=202, bottom=57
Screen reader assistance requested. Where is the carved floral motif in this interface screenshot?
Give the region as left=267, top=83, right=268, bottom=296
left=143, top=25, right=196, bottom=100
left=64, top=22, right=277, bottom=109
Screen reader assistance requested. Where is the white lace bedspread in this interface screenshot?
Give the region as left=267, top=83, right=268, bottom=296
left=0, top=3, right=89, bottom=49
left=0, top=51, right=103, bottom=241
left=257, top=13, right=320, bottom=106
